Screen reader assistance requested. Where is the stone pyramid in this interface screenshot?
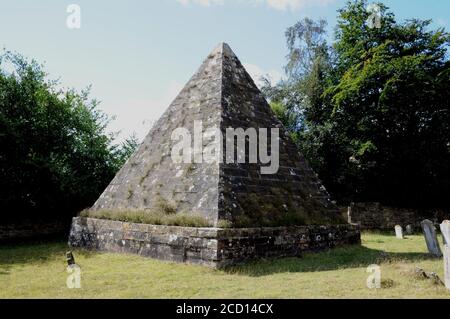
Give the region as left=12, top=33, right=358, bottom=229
left=91, top=43, right=342, bottom=227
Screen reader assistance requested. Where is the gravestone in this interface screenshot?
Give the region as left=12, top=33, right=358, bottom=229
left=441, top=220, right=450, bottom=246
left=395, top=225, right=403, bottom=239
left=405, top=225, right=413, bottom=235
left=421, top=219, right=442, bottom=257
left=440, top=220, right=450, bottom=289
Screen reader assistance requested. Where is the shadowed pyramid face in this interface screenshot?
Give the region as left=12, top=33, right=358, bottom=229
left=91, top=43, right=341, bottom=227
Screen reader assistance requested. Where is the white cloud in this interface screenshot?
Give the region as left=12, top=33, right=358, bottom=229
left=256, top=0, right=335, bottom=11
left=243, top=63, right=283, bottom=89
left=176, top=0, right=335, bottom=11
left=176, top=0, right=224, bottom=6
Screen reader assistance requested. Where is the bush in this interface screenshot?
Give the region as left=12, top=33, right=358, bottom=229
left=0, top=51, right=138, bottom=222
left=263, top=0, right=450, bottom=208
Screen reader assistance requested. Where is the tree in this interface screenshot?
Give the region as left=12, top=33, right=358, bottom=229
left=0, top=51, right=137, bottom=222
left=112, top=133, right=140, bottom=170
left=264, top=0, right=450, bottom=208
left=328, top=1, right=449, bottom=207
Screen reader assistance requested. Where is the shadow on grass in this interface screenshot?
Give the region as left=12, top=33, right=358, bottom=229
left=0, top=235, right=437, bottom=278
left=224, top=245, right=435, bottom=277
left=0, top=239, right=97, bottom=275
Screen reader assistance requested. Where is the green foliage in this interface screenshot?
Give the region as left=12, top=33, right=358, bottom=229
left=270, top=101, right=301, bottom=143
left=0, top=51, right=138, bottom=222
left=216, top=219, right=233, bottom=228
left=285, top=18, right=329, bottom=79
left=264, top=0, right=450, bottom=208
left=111, top=133, right=140, bottom=169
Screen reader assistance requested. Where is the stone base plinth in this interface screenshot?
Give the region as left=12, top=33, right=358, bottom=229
left=68, top=217, right=361, bottom=268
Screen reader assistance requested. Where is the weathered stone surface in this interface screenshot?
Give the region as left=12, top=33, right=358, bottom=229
left=405, top=225, right=413, bottom=235
left=440, top=220, right=450, bottom=289
left=69, top=217, right=360, bottom=268
left=346, top=202, right=448, bottom=230
left=395, top=225, right=403, bottom=239
left=414, top=267, right=445, bottom=286
left=442, top=245, right=450, bottom=290
left=441, top=220, right=450, bottom=246
left=421, top=219, right=442, bottom=257
left=89, top=43, right=340, bottom=227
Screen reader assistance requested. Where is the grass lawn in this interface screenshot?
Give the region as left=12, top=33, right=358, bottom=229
left=0, top=232, right=449, bottom=299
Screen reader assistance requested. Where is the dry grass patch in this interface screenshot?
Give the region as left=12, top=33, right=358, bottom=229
left=80, top=209, right=213, bottom=228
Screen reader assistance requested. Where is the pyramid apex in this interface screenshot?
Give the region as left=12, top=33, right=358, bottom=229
left=211, top=42, right=236, bottom=58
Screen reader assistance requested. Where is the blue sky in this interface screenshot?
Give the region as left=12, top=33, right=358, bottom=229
left=0, top=0, right=448, bottom=142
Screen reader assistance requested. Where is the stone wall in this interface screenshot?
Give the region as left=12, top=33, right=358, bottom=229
left=346, top=202, right=448, bottom=231
left=69, top=217, right=360, bottom=268
left=0, top=220, right=67, bottom=242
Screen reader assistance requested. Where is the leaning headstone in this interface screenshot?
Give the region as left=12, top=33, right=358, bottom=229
left=395, top=225, right=403, bottom=239
left=421, top=219, right=442, bottom=257
left=440, top=220, right=450, bottom=289
left=405, top=225, right=413, bottom=235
